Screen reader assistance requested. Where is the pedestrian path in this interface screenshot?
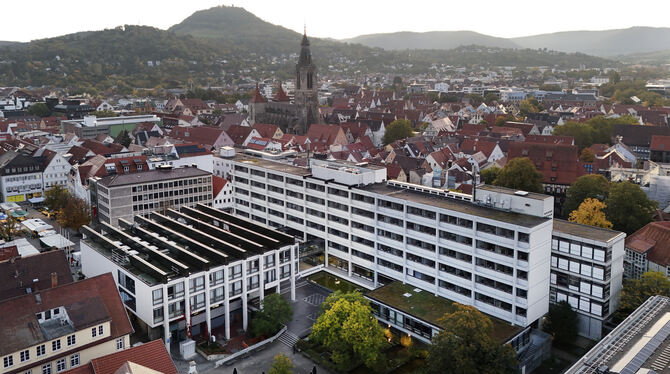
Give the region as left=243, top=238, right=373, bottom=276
left=278, top=331, right=300, bottom=347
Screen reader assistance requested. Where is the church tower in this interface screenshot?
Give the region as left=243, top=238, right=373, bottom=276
left=293, top=30, right=319, bottom=135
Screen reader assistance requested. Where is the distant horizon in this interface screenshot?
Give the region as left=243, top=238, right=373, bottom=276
left=1, top=1, right=669, bottom=43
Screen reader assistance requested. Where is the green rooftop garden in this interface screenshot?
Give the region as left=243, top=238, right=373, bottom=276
left=365, top=281, right=522, bottom=343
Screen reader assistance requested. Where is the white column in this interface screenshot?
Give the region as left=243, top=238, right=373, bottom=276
left=223, top=265, right=231, bottom=340
left=205, top=272, right=212, bottom=335
left=259, top=256, right=265, bottom=304
left=162, top=284, right=170, bottom=353
left=275, top=250, right=281, bottom=294
left=290, top=245, right=297, bottom=302
left=184, top=278, right=191, bottom=338
left=242, top=260, right=248, bottom=331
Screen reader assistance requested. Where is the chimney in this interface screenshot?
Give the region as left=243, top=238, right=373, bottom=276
left=51, top=272, right=58, bottom=288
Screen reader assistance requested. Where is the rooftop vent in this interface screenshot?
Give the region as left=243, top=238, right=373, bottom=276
left=514, top=190, right=529, bottom=196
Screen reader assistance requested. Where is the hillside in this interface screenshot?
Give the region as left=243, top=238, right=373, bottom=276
left=343, top=31, right=519, bottom=50
left=617, top=49, right=670, bottom=65
left=0, top=41, right=20, bottom=47
left=512, top=27, right=670, bottom=57
left=0, top=25, right=230, bottom=92
left=169, top=5, right=301, bottom=55
left=0, top=6, right=619, bottom=92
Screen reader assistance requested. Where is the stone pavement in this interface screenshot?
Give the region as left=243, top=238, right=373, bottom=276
left=172, top=278, right=333, bottom=374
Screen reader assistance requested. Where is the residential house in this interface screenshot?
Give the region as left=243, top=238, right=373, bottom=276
left=168, top=126, right=234, bottom=150
left=226, top=125, right=261, bottom=147
left=61, top=339, right=177, bottom=374
left=0, top=273, right=132, bottom=374
left=508, top=142, right=582, bottom=194
left=624, top=221, right=670, bottom=279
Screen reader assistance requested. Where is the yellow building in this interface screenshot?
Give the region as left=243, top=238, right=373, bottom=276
left=0, top=273, right=133, bottom=374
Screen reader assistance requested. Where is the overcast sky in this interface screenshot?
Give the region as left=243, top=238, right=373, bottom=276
left=2, top=0, right=670, bottom=42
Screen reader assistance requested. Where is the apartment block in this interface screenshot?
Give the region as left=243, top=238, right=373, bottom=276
left=93, top=166, right=213, bottom=226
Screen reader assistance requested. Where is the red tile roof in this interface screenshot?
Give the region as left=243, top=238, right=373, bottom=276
left=64, top=340, right=176, bottom=374
left=460, top=139, right=497, bottom=158
left=170, top=126, right=226, bottom=149
left=80, top=139, right=125, bottom=156
left=508, top=142, right=581, bottom=186
left=0, top=246, right=18, bottom=263
left=650, top=135, right=670, bottom=152
left=0, top=250, right=73, bottom=302
left=0, top=273, right=132, bottom=357
left=226, top=125, right=254, bottom=146
left=249, top=84, right=267, bottom=104
left=626, top=221, right=670, bottom=266
left=273, top=84, right=290, bottom=102
left=525, top=135, right=574, bottom=145
left=212, top=175, right=228, bottom=196
left=252, top=123, right=279, bottom=138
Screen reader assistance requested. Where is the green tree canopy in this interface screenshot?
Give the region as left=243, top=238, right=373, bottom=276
left=57, top=195, right=91, bottom=231
left=382, top=119, right=414, bottom=145
left=493, top=158, right=544, bottom=193
left=543, top=301, right=578, bottom=346
left=250, top=293, right=292, bottom=337
left=26, top=102, right=51, bottom=117
left=91, top=110, right=117, bottom=118
left=310, top=292, right=387, bottom=371
left=268, top=353, right=294, bottom=374
left=606, top=181, right=657, bottom=234
left=481, top=166, right=501, bottom=185
left=563, top=174, right=611, bottom=217
left=115, top=130, right=133, bottom=148
left=617, top=272, right=670, bottom=320
left=425, top=304, right=517, bottom=374
left=45, top=185, right=70, bottom=213
left=518, top=98, right=543, bottom=117
left=553, top=115, right=640, bottom=150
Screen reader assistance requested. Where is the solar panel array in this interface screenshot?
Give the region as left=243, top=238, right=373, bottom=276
left=620, top=321, right=670, bottom=374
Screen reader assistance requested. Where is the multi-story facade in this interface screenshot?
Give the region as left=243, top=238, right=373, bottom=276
left=93, top=167, right=213, bottom=226
left=551, top=219, right=625, bottom=340
left=216, top=152, right=553, bottom=336
left=80, top=205, right=298, bottom=349
left=0, top=273, right=132, bottom=374
left=0, top=151, right=44, bottom=203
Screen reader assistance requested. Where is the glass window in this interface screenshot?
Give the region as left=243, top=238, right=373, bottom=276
left=56, top=359, right=66, bottom=373
left=3, top=356, right=13, bottom=368
left=42, top=364, right=52, bottom=374
left=116, top=338, right=124, bottom=350
left=20, top=350, right=29, bottom=362
left=36, top=345, right=45, bottom=357
left=66, top=335, right=76, bottom=346
left=70, top=354, right=80, bottom=368
left=52, top=340, right=61, bottom=351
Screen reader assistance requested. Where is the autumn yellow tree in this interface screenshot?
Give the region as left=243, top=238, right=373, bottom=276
left=569, top=198, right=613, bottom=229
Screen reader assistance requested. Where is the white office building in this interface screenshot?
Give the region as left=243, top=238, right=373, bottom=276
left=551, top=220, right=625, bottom=340
left=80, top=205, right=299, bottom=349
left=216, top=152, right=553, bottom=347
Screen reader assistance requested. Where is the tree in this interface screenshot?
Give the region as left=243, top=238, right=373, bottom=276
left=493, top=158, right=543, bottom=193
left=57, top=196, right=91, bottom=231
left=250, top=293, right=292, bottom=337
left=518, top=98, right=542, bottom=117
left=483, top=92, right=498, bottom=103
left=382, top=119, right=413, bottom=145
left=539, top=84, right=562, bottom=92
left=495, top=114, right=515, bottom=127
left=268, top=354, right=294, bottom=374
left=425, top=304, right=517, bottom=374
left=606, top=181, right=657, bottom=234
left=44, top=185, right=70, bottom=213
left=115, top=130, right=133, bottom=148
left=617, top=271, right=670, bottom=320
left=552, top=122, right=594, bottom=150
left=310, top=292, right=387, bottom=371
left=0, top=215, right=19, bottom=242
left=26, top=103, right=51, bottom=117
left=563, top=175, right=611, bottom=217
left=579, top=148, right=595, bottom=162
left=543, top=301, right=578, bottom=345
left=569, top=198, right=613, bottom=229
left=481, top=167, right=500, bottom=185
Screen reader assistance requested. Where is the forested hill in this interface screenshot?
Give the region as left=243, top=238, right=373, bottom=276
left=0, top=6, right=618, bottom=93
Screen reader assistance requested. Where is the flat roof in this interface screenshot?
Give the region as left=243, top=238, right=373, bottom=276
left=362, top=183, right=549, bottom=228
left=82, top=205, right=295, bottom=286
left=97, top=167, right=211, bottom=187
left=477, top=184, right=550, bottom=201
left=233, top=153, right=311, bottom=177
left=553, top=219, right=625, bottom=243
left=365, top=281, right=522, bottom=343
left=565, top=296, right=670, bottom=374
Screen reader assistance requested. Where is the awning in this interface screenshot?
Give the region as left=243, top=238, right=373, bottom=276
left=40, top=234, right=75, bottom=249
left=28, top=197, right=45, bottom=204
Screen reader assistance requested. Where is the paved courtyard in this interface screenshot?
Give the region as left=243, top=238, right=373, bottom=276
left=171, top=278, right=333, bottom=374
